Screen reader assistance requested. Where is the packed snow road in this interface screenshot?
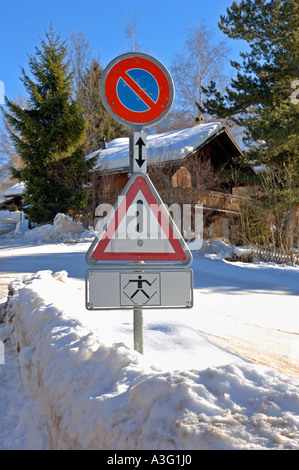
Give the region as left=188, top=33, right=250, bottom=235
left=192, top=255, right=299, bottom=379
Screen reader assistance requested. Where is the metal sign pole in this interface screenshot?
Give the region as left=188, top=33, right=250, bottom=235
left=130, top=131, right=147, bottom=354
left=134, top=306, right=144, bottom=354
left=133, top=257, right=144, bottom=354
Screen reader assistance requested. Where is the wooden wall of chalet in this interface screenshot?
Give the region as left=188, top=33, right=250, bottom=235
left=95, top=129, right=252, bottom=203
left=96, top=172, right=129, bottom=206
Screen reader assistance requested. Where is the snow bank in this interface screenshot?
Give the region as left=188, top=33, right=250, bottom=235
left=5, top=271, right=299, bottom=450
left=11, top=213, right=95, bottom=244
left=0, top=210, right=23, bottom=220
left=201, top=239, right=253, bottom=260
left=0, top=210, right=25, bottom=234
left=187, top=238, right=252, bottom=260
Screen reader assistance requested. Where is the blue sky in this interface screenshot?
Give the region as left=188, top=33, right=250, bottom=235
left=0, top=0, right=246, bottom=102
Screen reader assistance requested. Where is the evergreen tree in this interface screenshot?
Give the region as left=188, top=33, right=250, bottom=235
left=2, top=26, right=96, bottom=224
left=200, top=0, right=299, bottom=170
left=78, top=59, right=128, bottom=154
left=200, top=1, right=299, bottom=252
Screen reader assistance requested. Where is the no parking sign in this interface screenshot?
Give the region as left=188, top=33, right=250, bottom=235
left=100, top=52, right=174, bottom=129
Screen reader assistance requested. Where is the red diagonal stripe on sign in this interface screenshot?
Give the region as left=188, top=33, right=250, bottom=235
left=104, top=56, right=172, bottom=125
left=120, top=72, right=157, bottom=109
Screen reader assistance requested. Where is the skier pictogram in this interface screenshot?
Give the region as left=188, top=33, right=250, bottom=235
left=124, top=275, right=156, bottom=300
left=120, top=272, right=160, bottom=306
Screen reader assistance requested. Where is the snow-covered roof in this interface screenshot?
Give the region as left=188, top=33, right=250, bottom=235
left=4, top=182, right=26, bottom=197
left=87, top=122, right=224, bottom=173
left=0, top=123, right=226, bottom=199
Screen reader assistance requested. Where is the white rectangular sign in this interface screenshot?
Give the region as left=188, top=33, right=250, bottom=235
left=130, top=131, right=147, bottom=173
left=86, top=269, right=193, bottom=310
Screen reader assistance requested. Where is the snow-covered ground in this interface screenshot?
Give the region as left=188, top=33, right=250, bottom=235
left=0, top=214, right=298, bottom=450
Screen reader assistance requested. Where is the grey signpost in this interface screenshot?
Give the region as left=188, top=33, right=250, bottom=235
left=131, top=130, right=146, bottom=353
left=85, top=52, right=193, bottom=354
left=130, top=129, right=147, bottom=353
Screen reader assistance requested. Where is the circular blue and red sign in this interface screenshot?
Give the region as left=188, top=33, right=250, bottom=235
left=100, top=53, right=174, bottom=129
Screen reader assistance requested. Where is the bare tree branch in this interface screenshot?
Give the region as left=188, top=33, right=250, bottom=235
left=124, top=13, right=147, bottom=52
left=171, top=23, right=230, bottom=121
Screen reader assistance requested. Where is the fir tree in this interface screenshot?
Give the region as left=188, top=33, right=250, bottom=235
left=77, top=58, right=128, bottom=154
left=200, top=0, right=299, bottom=170
left=2, top=26, right=96, bottom=224
left=200, top=1, right=299, bottom=252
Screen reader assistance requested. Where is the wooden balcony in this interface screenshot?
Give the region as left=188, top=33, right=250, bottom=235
left=158, top=187, right=248, bottom=214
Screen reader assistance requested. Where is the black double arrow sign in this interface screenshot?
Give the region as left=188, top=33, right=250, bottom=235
left=135, top=137, right=146, bottom=168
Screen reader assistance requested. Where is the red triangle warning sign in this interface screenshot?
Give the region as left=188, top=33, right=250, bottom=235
left=86, top=173, right=192, bottom=264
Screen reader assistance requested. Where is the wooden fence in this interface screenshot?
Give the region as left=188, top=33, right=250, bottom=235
left=251, top=246, right=299, bottom=266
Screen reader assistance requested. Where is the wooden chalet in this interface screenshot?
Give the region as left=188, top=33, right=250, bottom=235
left=87, top=122, right=255, bottom=243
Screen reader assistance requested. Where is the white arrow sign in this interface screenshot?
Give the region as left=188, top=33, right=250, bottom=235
left=131, top=131, right=147, bottom=173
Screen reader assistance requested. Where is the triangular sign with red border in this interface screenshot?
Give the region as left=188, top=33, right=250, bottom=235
left=86, top=173, right=191, bottom=264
